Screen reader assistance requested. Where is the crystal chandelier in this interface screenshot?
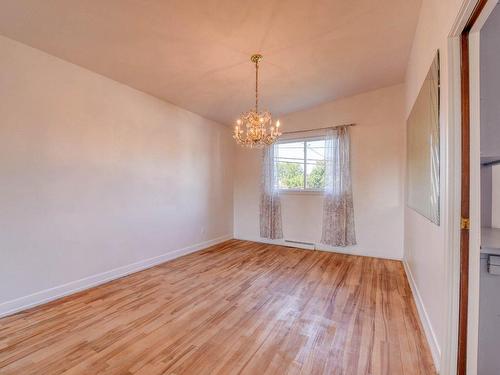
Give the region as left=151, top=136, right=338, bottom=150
left=233, top=54, right=282, bottom=148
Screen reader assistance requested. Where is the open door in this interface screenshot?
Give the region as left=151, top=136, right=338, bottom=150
left=457, top=1, right=489, bottom=374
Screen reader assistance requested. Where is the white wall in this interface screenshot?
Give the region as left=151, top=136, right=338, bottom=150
left=480, top=4, right=500, bottom=160
left=481, top=4, right=500, bottom=229
left=492, top=166, right=500, bottom=228
left=234, top=84, right=406, bottom=260
left=481, top=165, right=493, bottom=227
left=403, top=0, right=469, bottom=370
left=0, top=35, right=234, bottom=316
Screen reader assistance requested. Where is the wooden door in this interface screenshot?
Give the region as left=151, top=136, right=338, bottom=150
left=457, top=1, right=488, bottom=374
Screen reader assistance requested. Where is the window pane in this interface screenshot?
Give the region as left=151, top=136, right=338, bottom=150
left=276, top=141, right=304, bottom=162
left=276, top=141, right=305, bottom=189
left=306, top=140, right=325, bottom=161
left=305, top=140, right=326, bottom=189
left=275, top=139, right=326, bottom=190
left=278, top=161, right=304, bottom=189
left=305, top=160, right=325, bottom=189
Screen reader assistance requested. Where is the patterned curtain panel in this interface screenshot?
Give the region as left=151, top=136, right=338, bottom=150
left=260, top=145, right=283, bottom=239
left=321, top=127, right=356, bottom=247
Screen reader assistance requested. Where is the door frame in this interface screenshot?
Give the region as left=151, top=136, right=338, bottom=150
left=448, top=0, right=496, bottom=374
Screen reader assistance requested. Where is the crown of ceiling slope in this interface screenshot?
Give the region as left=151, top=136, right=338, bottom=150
left=0, top=1, right=421, bottom=125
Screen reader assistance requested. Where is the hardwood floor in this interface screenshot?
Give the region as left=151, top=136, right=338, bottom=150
left=0, top=240, right=436, bottom=375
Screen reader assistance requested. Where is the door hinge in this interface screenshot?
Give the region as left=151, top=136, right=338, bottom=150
left=461, top=217, right=470, bottom=230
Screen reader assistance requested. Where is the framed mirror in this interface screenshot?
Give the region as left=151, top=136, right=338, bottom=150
left=406, top=51, right=440, bottom=225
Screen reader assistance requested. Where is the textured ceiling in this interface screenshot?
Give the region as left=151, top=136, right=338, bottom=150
left=0, top=0, right=421, bottom=125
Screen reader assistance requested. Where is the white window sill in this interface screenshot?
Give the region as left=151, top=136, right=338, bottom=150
left=279, top=189, right=325, bottom=196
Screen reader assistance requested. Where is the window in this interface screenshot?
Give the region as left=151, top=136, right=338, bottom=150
left=275, top=138, right=326, bottom=191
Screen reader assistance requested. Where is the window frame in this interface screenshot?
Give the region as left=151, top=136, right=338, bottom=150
left=274, top=135, right=326, bottom=194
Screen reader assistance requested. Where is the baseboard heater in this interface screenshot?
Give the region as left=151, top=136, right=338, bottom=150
left=284, top=239, right=316, bottom=250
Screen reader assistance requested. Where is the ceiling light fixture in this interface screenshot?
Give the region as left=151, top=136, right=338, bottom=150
left=233, top=54, right=282, bottom=148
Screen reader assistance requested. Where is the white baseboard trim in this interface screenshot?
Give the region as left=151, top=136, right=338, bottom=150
left=0, top=234, right=232, bottom=319
left=315, top=243, right=401, bottom=261
left=234, top=236, right=401, bottom=260
left=235, top=236, right=312, bottom=250
left=403, top=260, right=441, bottom=372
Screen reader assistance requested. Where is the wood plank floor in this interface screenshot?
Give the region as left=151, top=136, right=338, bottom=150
left=0, top=240, right=436, bottom=375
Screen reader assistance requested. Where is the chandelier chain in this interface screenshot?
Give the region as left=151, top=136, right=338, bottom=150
left=255, top=58, right=259, bottom=113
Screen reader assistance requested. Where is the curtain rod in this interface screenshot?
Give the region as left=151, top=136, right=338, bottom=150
left=282, top=123, right=355, bottom=135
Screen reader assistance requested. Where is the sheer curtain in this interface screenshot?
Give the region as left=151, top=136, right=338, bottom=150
left=260, top=144, right=283, bottom=239
left=321, top=126, right=356, bottom=247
